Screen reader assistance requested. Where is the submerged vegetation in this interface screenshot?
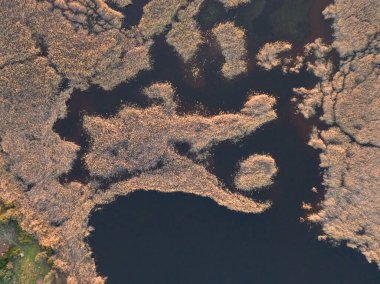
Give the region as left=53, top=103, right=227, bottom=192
left=269, top=0, right=313, bottom=42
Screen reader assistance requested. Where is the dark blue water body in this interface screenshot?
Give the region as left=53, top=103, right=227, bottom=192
left=105, top=0, right=151, bottom=28
left=89, top=191, right=379, bottom=284
left=51, top=0, right=380, bottom=282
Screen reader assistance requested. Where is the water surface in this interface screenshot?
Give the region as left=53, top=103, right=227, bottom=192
left=89, top=191, right=379, bottom=284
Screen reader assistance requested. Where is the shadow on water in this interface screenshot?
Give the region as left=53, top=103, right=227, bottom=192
left=52, top=0, right=380, bottom=283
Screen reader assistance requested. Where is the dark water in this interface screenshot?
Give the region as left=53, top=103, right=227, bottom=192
left=105, top=0, right=150, bottom=28
left=89, top=191, right=380, bottom=284
left=53, top=0, right=380, bottom=283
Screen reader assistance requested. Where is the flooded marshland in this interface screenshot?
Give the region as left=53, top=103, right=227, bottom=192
left=51, top=0, right=380, bottom=283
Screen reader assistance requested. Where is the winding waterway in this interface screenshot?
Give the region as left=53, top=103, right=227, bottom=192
left=53, top=0, right=380, bottom=283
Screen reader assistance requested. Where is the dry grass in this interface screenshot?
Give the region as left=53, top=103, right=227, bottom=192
left=218, top=0, right=250, bottom=9
left=234, top=154, right=277, bottom=191
left=166, top=0, right=204, bottom=62
left=107, top=0, right=132, bottom=8
left=84, top=89, right=276, bottom=177
left=84, top=89, right=277, bottom=214
left=0, top=53, right=276, bottom=283
left=297, top=0, right=380, bottom=268
left=0, top=58, right=79, bottom=184
left=256, top=41, right=292, bottom=71
left=0, top=20, right=38, bottom=68
left=44, top=0, right=124, bottom=32
left=212, top=22, right=247, bottom=79
left=0, top=0, right=158, bottom=282
left=166, top=17, right=202, bottom=62
left=138, top=0, right=188, bottom=38
left=8, top=0, right=374, bottom=282
left=323, top=0, right=379, bottom=58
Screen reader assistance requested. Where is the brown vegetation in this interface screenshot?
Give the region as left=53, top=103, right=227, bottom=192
left=323, top=0, right=379, bottom=57
left=212, top=22, right=248, bottom=79
left=138, top=0, right=188, bottom=38
left=218, top=0, right=250, bottom=9
left=0, top=18, right=275, bottom=279
left=103, top=152, right=272, bottom=215
left=256, top=41, right=293, bottom=71
left=0, top=58, right=79, bottom=184
left=0, top=19, right=38, bottom=68
left=4, top=0, right=379, bottom=282
left=84, top=85, right=276, bottom=177
left=85, top=88, right=276, bottom=214
left=0, top=0, right=213, bottom=282
left=166, top=0, right=204, bottom=62
left=295, top=0, right=380, bottom=268
left=235, top=154, right=277, bottom=191
left=44, top=0, right=124, bottom=32
left=107, top=0, right=132, bottom=8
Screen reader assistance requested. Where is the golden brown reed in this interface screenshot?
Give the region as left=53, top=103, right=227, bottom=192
left=235, top=154, right=277, bottom=191
left=218, top=0, right=250, bottom=9
left=256, top=41, right=293, bottom=71
left=295, top=0, right=380, bottom=267
left=212, top=22, right=248, bottom=79
left=166, top=0, right=205, bottom=62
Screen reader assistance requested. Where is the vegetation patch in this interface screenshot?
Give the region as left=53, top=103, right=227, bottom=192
left=0, top=202, right=61, bottom=284
left=212, top=21, right=248, bottom=79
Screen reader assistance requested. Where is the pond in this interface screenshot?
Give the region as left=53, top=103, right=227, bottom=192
left=88, top=191, right=380, bottom=284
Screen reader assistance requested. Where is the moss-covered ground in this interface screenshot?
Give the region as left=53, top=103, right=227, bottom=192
left=0, top=203, right=56, bottom=284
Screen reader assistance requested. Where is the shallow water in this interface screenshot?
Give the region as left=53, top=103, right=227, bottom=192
left=52, top=0, right=380, bottom=283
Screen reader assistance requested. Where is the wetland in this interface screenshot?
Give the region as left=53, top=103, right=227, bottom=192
left=81, top=0, right=380, bottom=283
